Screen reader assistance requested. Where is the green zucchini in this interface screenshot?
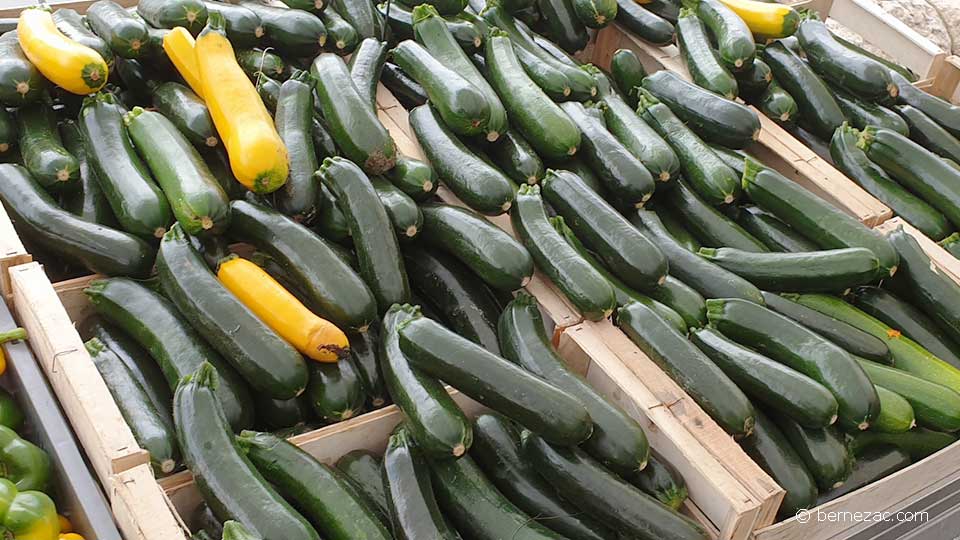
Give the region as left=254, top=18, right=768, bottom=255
left=614, top=0, right=675, bottom=46
left=470, top=414, right=619, bottom=540
left=125, top=107, right=230, bottom=235
left=774, top=416, right=851, bottom=490
left=486, top=130, right=544, bottom=185
left=763, top=40, right=843, bottom=138
left=755, top=78, right=798, bottom=124
left=59, top=119, right=113, bottom=225
left=857, top=357, right=960, bottom=433
left=319, top=156, right=409, bottom=310
left=620, top=301, right=756, bottom=437
left=311, top=53, right=396, bottom=175
left=760, top=292, right=891, bottom=363
left=941, top=233, right=960, bottom=258
left=798, top=20, right=896, bottom=103
left=609, top=48, right=646, bottom=102
left=645, top=276, right=706, bottom=329
left=274, top=72, right=319, bottom=221
left=382, top=425, right=461, bottom=540
left=872, top=385, right=915, bottom=433
left=173, top=364, right=317, bottom=539
left=742, top=158, right=899, bottom=275
left=676, top=8, right=737, bottom=99
left=735, top=58, right=772, bottom=99
left=832, top=89, right=907, bottom=135
left=601, top=89, right=679, bottom=182
left=87, top=0, right=149, bottom=58
left=543, top=169, right=667, bottom=290
left=323, top=6, right=360, bottom=53
left=237, top=431, right=391, bottom=540
left=897, top=104, right=960, bottom=164
left=157, top=224, right=307, bottom=399
left=17, top=103, right=80, bottom=192
left=830, top=124, right=952, bottom=241
left=706, top=298, right=879, bottom=430
left=381, top=304, right=472, bottom=458
left=739, top=410, right=817, bottom=519
left=348, top=39, right=387, bottom=111
left=219, top=521, right=259, bottom=540
left=403, top=246, right=501, bottom=354
left=202, top=2, right=263, bottom=48
left=0, top=31, right=46, bottom=106
left=849, top=428, right=956, bottom=462
left=86, top=337, right=179, bottom=475
left=371, top=176, right=421, bottom=240
left=420, top=203, right=533, bottom=291
left=332, top=0, right=383, bottom=39
left=152, top=82, right=219, bottom=150
left=314, top=183, right=352, bottom=244
left=637, top=91, right=740, bottom=205
left=237, top=49, right=287, bottom=81
left=238, top=1, right=327, bottom=57
left=626, top=453, right=687, bottom=510
left=690, top=327, right=839, bottom=428
left=230, top=200, right=377, bottom=331
left=343, top=327, right=387, bottom=408
left=52, top=8, right=114, bottom=67
left=383, top=155, right=437, bottom=202
left=500, top=293, right=650, bottom=473
left=399, top=316, right=593, bottom=444
left=848, top=286, right=960, bottom=369
left=0, top=164, right=153, bottom=276
left=86, top=278, right=254, bottom=430
left=559, top=101, right=653, bottom=208
left=522, top=432, right=708, bottom=540
left=306, top=359, right=366, bottom=422
left=887, top=227, right=960, bottom=344
left=335, top=451, right=389, bottom=522
left=564, top=158, right=606, bottom=196
left=89, top=321, right=172, bottom=420
left=892, top=71, right=960, bottom=138
left=642, top=70, right=760, bottom=149
left=815, top=447, right=911, bottom=505
left=398, top=0, right=468, bottom=16
left=255, top=72, right=280, bottom=111
left=571, top=0, right=618, bottom=28
left=253, top=394, right=310, bottom=431
left=663, top=179, right=767, bottom=251
left=686, top=0, right=755, bottom=71
left=311, top=116, right=339, bottom=160
left=631, top=210, right=765, bottom=303
left=138, top=0, right=208, bottom=34
left=699, top=246, right=880, bottom=292
left=538, top=0, right=589, bottom=52
left=736, top=205, right=819, bottom=252
left=655, top=206, right=700, bottom=252
left=409, top=105, right=514, bottom=214
left=381, top=62, right=428, bottom=108
left=0, top=108, right=14, bottom=155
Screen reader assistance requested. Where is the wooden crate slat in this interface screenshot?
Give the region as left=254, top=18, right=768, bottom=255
left=110, top=465, right=190, bottom=540
left=9, top=263, right=148, bottom=489
left=0, top=203, right=31, bottom=300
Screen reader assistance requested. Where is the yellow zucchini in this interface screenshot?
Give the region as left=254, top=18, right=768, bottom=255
left=163, top=27, right=204, bottom=98
left=17, top=8, right=108, bottom=95
left=217, top=255, right=349, bottom=363
left=717, top=0, right=799, bottom=39
left=196, top=13, right=288, bottom=194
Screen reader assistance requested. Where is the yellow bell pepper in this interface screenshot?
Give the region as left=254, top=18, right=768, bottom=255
left=0, top=478, right=59, bottom=540
left=59, top=534, right=83, bottom=540
left=56, top=515, right=71, bottom=534
left=717, top=0, right=800, bottom=39
left=16, top=8, right=108, bottom=95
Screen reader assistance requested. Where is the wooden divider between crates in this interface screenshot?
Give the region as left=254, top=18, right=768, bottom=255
left=8, top=263, right=149, bottom=489
left=111, top=464, right=190, bottom=540
left=589, top=24, right=892, bottom=227
left=0, top=204, right=31, bottom=301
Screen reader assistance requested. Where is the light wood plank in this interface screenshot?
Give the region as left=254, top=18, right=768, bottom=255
left=0, top=203, right=31, bottom=301
left=110, top=465, right=190, bottom=540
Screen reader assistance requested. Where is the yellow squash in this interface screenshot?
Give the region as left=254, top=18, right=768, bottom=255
left=217, top=256, right=349, bottom=362
left=196, top=13, right=288, bottom=194
left=162, top=27, right=204, bottom=98
left=717, top=0, right=800, bottom=39
left=17, top=8, right=108, bottom=95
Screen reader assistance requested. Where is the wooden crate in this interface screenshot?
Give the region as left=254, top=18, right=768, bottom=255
left=588, top=23, right=892, bottom=227
left=0, top=203, right=31, bottom=300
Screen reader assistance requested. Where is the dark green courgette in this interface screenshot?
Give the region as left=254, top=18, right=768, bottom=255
left=601, top=89, right=680, bottom=182
left=237, top=49, right=287, bottom=81
left=138, top=0, right=207, bottom=34
left=762, top=40, right=843, bottom=138
left=60, top=119, right=113, bottom=225
left=253, top=393, right=311, bottom=431
left=832, top=89, right=907, bottom=135
left=735, top=58, right=771, bottom=99
left=152, top=82, right=219, bottom=150
left=614, top=0, right=675, bottom=46
left=798, top=20, right=896, bottom=103
left=739, top=410, right=817, bottom=518
left=645, top=276, right=706, bottom=329
left=371, top=176, right=421, bottom=241
left=381, top=62, right=428, bottom=108
left=897, top=104, right=960, bottom=164
left=89, top=321, right=172, bottom=420
left=626, top=453, right=687, bottom=510
left=774, top=415, right=851, bottom=490
left=676, top=7, right=737, bottom=99
left=609, top=48, right=646, bottom=102
left=238, top=1, right=327, bottom=57
left=274, top=72, right=319, bottom=221
left=344, top=326, right=387, bottom=408
left=383, top=155, right=437, bottom=202
left=306, top=359, right=366, bottom=422
left=0, top=31, right=46, bottom=106
left=336, top=450, right=390, bottom=524
left=848, top=428, right=956, bottom=462
left=332, top=0, right=383, bottom=39
left=538, top=0, right=589, bottom=52
left=815, top=447, right=911, bottom=505
left=699, top=246, right=880, bottom=292
left=663, top=179, right=768, bottom=251
left=348, top=38, right=387, bottom=111
left=17, top=103, right=80, bottom=192
left=486, top=130, right=544, bottom=185
left=686, top=0, right=755, bottom=71
left=202, top=1, right=264, bottom=48
left=755, top=78, right=798, bottom=124
left=892, top=70, right=960, bottom=138
left=655, top=206, right=701, bottom=252
left=87, top=0, right=149, bottom=58
left=323, top=6, right=360, bottom=53
left=736, top=205, right=819, bottom=252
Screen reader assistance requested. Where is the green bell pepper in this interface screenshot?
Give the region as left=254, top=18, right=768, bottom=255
left=0, top=477, right=59, bottom=540
left=0, top=426, right=50, bottom=493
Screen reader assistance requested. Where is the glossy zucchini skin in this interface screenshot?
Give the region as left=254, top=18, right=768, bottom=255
left=815, top=447, right=911, bottom=505
left=887, top=228, right=960, bottom=344
left=631, top=210, right=765, bottom=303
left=60, top=119, right=114, bottom=225
left=324, top=6, right=360, bottom=53
left=798, top=20, right=896, bottom=103
left=664, top=179, right=767, bottom=252
left=601, top=90, right=679, bottom=183
left=614, top=0, right=675, bottom=46
left=690, top=0, right=755, bottom=71
left=655, top=206, right=701, bottom=253
left=157, top=224, right=307, bottom=400
left=626, top=453, right=687, bottom=510
left=756, top=79, right=798, bottom=124
left=486, top=130, right=544, bottom=185
left=306, top=359, right=366, bottom=422
left=857, top=352, right=960, bottom=430
left=644, top=276, right=706, bottom=329
left=230, top=200, right=378, bottom=331
left=762, top=40, right=843, bottom=139
left=736, top=205, right=819, bottom=253
left=174, top=364, right=318, bottom=540
left=90, top=321, right=172, bottom=420
left=409, top=105, right=515, bottom=215
left=848, top=286, right=960, bottom=369
left=500, top=294, right=650, bottom=473
left=543, top=169, right=667, bottom=290
left=642, top=70, right=760, bottom=149
left=848, top=427, right=956, bottom=462
left=336, top=450, right=390, bottom=524
left=0, top=164, right=153, bottom=277
left=348, top=39, right=387, bottom=111
left=637, top=92, right=740, bottom=205
left=742, top=159, right=899, bottom=276
left=761, top=292, right=891, bottom=363
left=381, top=62, right=428, bottom=108
left=892, top=71, right=960, bottom=138
left=17, top=103, right=80, bottom=192
left=404, top=246, right=501, bottom=354
left=152, top=82, right=219, bottom=150
left=897, top=104, right=960, bottom=163
left=706, top=298, right=879, bottom=431
left=832, top=89, right=907, bottom=135
left=332, top=0, right=383, bottom=39
left=237, top=1, right=326, bottom=57
left=522, top=432, right=708, bottom=540
left=610, top=48, right=646, bottom=101
left=319, top=156, right=410, bottom=311
left=202, top=2, right=263, bottom=48
left=52, top=8, right=114, bottom=67
left=399, top=316, right=593, bottom=445
left=87, top=0, right=150, bottom=59
left=735, top=58, right=772, bottom=99
left=739, top=410, right=817, bottom=519
left=0, top=31, right=47, bottom=106
left=86, top=278, right=254, bottom=431
left=237, top=431, right=391, bottom=540
left=676, top=8, right=737, bottom=99
left=690, top=328, right=839, bottom=428
left=872, top=385, right=915, bottom=433
left=274, top=72, right=319, bottom=221
left=383, top=155, right=437, bottom=202
left=775, top=416, right=852, bottom=490
left=470, top=414, right=619, bottom=540
left=371, top=176, right=421, bottom=241
left=830, top=125, right=952, bottom=241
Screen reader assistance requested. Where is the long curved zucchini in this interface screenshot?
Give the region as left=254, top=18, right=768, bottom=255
left=832, top=89, right=907, bottom=135
left=348, top=38, right=387, bottom=112
left=762, top=40, right=843, bottom=138
left=663, top=179, right=768, bottom=251
left=273, top=72, right=320, bottom=220
left=897, top=104, right=960, bottom=164
left=856, top=359, right=960, bottom=433
left=687, top=0, right=755, bottom=71
left=699, top=246, right=880, bottom=292
left=848, top=428, right=956, bottom=462
left=736, top=205, right=819, bottom=253
left=798, top=20, right=896, bottom=103
left=676, top=8, right=738, bottom=99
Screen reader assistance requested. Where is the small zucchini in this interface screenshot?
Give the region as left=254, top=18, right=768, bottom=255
left=201, top=1, right=263, bottom=49
left=614, top=0, right=675, bottom=46
left=762, top=40, right=843, bottom=139
left=755, top=78, right=798, bottom=124
left=152, top=82, right=219, bottom=150
left=348, top=38, right=388, bottom=111
left=676, top=7, right=737, bottom=99
left=626, top=453, right=687, bottom=510
left=372, top=177, right=422, bottom=241
left=610, top=48, right=647, bottom=103
left=18, top=103, right=80, bottom=192
left=236, top=48, right=287, bottom=81
left=686, top=0, right=755, bottom=71
left=486, top=130, right=544, bottom=185
left=774, top=415, right=851, bottom=491
left=322, top=6, right=360, bottom=53
left=238, top=1, right=326, bottom=57
left=383, top=155, right=437, bottom=202
left=381, top=62, right=428, bottom=108
left=601, top=90, right=680, bottom=182
left=305, top=356, right=366, bottom=422
left=572, top=0, right=618, bottom=28
left=86, top=0, right=149, bottom=58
